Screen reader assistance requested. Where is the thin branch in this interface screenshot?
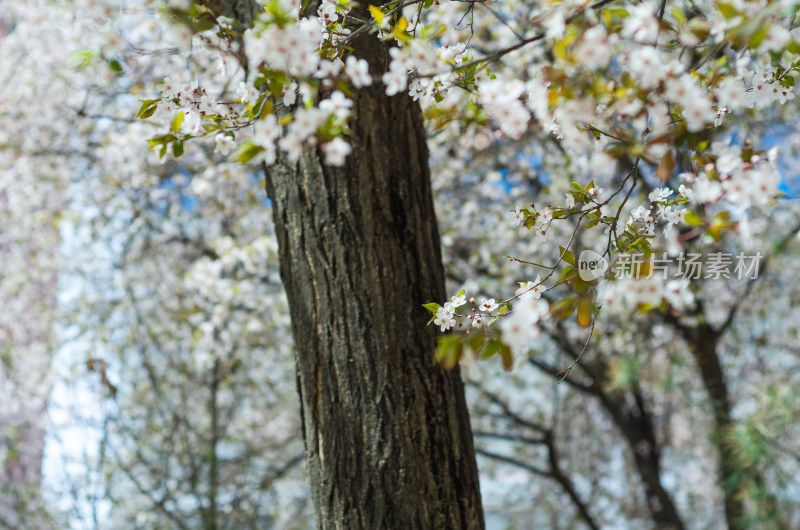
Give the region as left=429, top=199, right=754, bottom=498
left=472, top=384, right=549, bottom=432
left=481, top=3, right=524, bottom=41
left=717, top=219, right=800, bottom=334
left=556, top=314, right=597, bottom=382
left=477, top=448, right=550, bottom=477
left=473, top=431, right=548, bottom=445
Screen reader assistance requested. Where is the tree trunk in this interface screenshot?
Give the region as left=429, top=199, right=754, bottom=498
left=670, top=313, right=779, bottom=529
left=210, top=2, right=485, bottom=527
left=264, top=39, right=485, bottom=528
left=0, top=173, right=59, bottom=529
left=690, top=328, right=748, bottom=530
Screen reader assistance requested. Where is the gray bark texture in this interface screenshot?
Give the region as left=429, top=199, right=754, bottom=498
left=208, top=2, right=486, bottom=528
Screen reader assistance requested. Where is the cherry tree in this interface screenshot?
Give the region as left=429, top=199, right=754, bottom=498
left=2, top=0, right=800, bottom=528
left=130, top=0, right=798, bottom=527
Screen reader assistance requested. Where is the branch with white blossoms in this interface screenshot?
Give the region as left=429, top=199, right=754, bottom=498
left=428, top=125, right=787, bottom=371
left=137, top=0, right=480, bottom=166
left=140, top=0, right=800, bottom=172
left=138, top=65, right=357, bottom=165
left=424, top=274, right=553, bottom=370
left=134, top=0, right=798, bottom=374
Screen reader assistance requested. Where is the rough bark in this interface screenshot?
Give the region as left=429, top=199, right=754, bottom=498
left=264, top=58, right=484, bottom=530
left=210, top=2, right=485, bottom=528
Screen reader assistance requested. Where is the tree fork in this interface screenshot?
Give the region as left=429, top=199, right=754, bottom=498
left=539, top=329, right=685, bottom=529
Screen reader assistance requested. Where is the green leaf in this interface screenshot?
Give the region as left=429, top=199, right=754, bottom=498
left=671, top=7, right=686, bottom=25
left=393, top=16, right=411, bottom=42
left=481, top=338, right=502, bottom=359
left=147, top=134, right=175, bottom=152
left=683, top=210, right=704, bottom=226
left=576, top=296, right=593, bottom=327
left=269, top=79, right=285, bottom=100
left=137, top=99, right=158, bottom=120
left=260, top=100, right=274, bottom=118
left=467, top=331, right=486, bottom=353
left=559, top=246, right=576, bottom=265
left=171, top=111, right=184, bottom=132
left=435, top=334, right=464, bottom=370
left=422, top=302, right=442, bottom=315
left=423, top=302, right=442, bottom=326
left=67, top=49, right=94, bottom=69
left=655, top=150, right=675, bottom=183
left=716, top=2, right=741, bottom=20
left=499, top=343, right=513, bottom=371
left=172, top=140, right=184, bottom=158
left=709, top=210, right=736, bottom=241
left=748, top=24, right=770, bottom=49
left=108, top=59, right=123, bottom=73
left=233, top=139, right=265, bottom=164
left=609, top=7, right=630, bottom=18
left=368, top=4, right=384, bottom=25
left=556, top=265, right=577, bottom=286
left=550, top=296, right=578, bottom=321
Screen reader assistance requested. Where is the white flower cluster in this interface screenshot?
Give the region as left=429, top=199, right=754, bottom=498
left=647, top=187, right=686, bottom=227
left=680, top=141, right=781, bottom=210
left=158, top=78, right=220, bottom=134
left=665, top=76, right=714, bottom=132
left=383, top=41, right=446, bottom=97
left=317, top=0, right=353, bottom=46
left=433, top=277, right=551, bottom=358
left=345, top=56, right=372, bottom=88
left=573, top=25, right=614, bottom=69
left=498, top=290, right=550, bottom=354
left=433, top=294, right=467, bottom=331
left=626, top=204, right=658, bottom=235
left=479, top=79, right=530, bottom=139
left=599, top=277, right=694, bottom=312
left=156, top=75, right=355, bottom=165
left=244, top=19, right=324, bottom=76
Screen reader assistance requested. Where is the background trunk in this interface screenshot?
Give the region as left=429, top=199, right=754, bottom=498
left=0, top=179, right=58, bottom=529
